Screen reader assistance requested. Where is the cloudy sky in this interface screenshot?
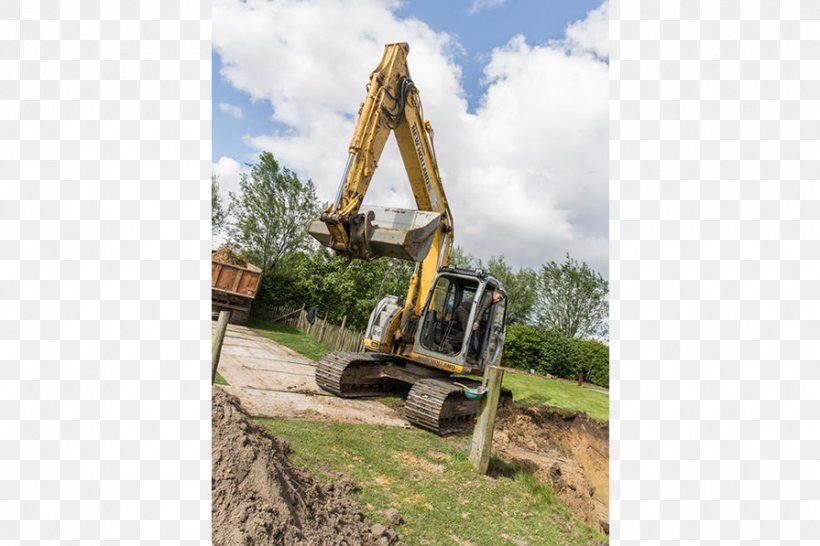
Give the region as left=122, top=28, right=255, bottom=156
left=212, top=0, right=609, bottom=276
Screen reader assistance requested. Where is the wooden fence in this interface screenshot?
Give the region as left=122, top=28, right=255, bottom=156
left=254, top=303, right=301, bottom=323
left=253, top=303, right=366, bottom=353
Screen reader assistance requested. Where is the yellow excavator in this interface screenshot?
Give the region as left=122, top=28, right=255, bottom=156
left=308, top=43, right=510, bottom=434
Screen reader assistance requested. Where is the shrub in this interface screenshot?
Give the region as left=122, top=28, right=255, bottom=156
left=502, top=324, right=609, bottom=387
left=570, top=338, right=609, bottom=387
left=501, top=324, right=549, bottom=373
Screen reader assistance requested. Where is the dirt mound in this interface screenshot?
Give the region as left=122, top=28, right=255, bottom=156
left=495, top=405, right=609, bottom=535
left=212, top=245, right=247, bottom=267
left=212, top=387, right=402, bottom=546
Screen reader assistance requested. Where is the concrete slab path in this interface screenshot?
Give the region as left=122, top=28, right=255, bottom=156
left=213, top=323, right=408, bottom=427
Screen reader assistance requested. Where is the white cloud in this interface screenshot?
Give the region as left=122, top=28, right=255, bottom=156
left=467, top=0, right=506, bottom=15
left=213, top=0, right=609, bottom=275
left=218, top=101, right=244, bottom=118
left=211, top=156, right=247, bottom=246
left=565, top=1, right=609, bottom=59
left=212, top=155, right=245, bottom=203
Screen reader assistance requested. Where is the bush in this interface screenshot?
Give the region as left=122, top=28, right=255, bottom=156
left=502, top=324, right=609, bottom=387
left=501, top=324, right=549, bottom=373
left=571, top=338, right=609, bottom=387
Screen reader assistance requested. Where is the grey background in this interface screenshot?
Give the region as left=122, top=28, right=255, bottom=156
left=1, top=1, right=212, bottom=543
left=1, top=0, right=818, bottom=544
left=611, top=0, right=820, bottom=543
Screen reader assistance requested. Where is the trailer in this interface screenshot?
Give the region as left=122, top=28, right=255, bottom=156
left=211, top=253, right=263, bottom=324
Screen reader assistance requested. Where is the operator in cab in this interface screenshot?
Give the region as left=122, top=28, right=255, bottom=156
left=453, top=290, right=504, bottom=356
left=455, top=290, right=502, bottom=331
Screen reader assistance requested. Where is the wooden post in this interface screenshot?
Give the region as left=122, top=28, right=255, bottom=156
left=469, top=365, right=505, bottom=474
left=336, top=316, right=347, bottom=351
left=578, top=371, right=584, bottom=386
left=212, top=309, right=231, bottom=384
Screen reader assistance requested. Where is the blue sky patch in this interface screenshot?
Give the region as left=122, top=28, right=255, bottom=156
left=212, top=0, right=601, bottom=163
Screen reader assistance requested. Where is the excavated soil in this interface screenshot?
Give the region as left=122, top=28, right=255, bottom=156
left=495, top=405, right=609, bottom=536
left=212, top=387, right=402, bottom=546
left=212, top=245, right=248, bottom=268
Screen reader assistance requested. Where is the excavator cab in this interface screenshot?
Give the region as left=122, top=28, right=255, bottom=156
left=414, top=269, right=507, bottom=372
left=418, top=275, right=478, bottom=356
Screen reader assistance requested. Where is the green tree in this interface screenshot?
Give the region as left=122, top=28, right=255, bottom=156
left=255, top=247, right=416, bottom=331
left=535, top=253, right=608, bottom=340
left=448, top=245, right=476, bottom=269
left=228, top=152, right=320, bottom=274
left=479, top=255, right=537, bottom=325
left=211, top=174, right=226, bottom=235
left=447, top=248, right=537, bottom=324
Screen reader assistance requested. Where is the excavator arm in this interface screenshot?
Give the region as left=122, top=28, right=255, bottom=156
left=308, top=42, right=454, bottom=313
left=310, top=44, right=512, bottom=433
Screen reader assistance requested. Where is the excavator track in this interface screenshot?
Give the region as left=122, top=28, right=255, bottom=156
left=316, top=352, right=513, bottom=436
left=315, top=351, right=403, bottom=397
left=405, top=378, right=483, bottom=435
left=405, top=377, right=514, bottom=435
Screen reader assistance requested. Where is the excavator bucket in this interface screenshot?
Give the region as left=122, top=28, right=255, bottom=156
left=308, top=205, right=442, bottom=262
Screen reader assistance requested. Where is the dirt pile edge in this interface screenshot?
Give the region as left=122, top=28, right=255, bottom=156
left=212, top=387, right=401, bottom=546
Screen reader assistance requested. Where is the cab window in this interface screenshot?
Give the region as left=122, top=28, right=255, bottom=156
left=420, top=277, right=477, bottom=355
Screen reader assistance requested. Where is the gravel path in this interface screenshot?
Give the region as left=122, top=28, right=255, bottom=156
left=213, top=323, right=407, bottom=427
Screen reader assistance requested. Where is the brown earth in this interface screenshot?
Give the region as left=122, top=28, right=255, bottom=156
left=212, top=245, right=248, bottom=268
left=212, top=387, right=403, bottom=546
left=494, top=405, right=609, bottom=536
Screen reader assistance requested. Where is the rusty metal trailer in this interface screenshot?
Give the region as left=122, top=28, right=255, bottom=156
left=211, top=255, right=263, bottom=323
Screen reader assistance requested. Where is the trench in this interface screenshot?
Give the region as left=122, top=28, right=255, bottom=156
left=494, top=405, right=610, bottom=536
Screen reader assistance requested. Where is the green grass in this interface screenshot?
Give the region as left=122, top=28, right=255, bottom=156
left=456, top=372, right=609, bottom=422
left=214, top=371, right=229, bottom=386
left=256, top=417, right=605, bottom=546
left=247, top=318, right=333, bottom=362
left=245, top=319, right=609, bottom=542
left=497, top=372, right=608, bottom=422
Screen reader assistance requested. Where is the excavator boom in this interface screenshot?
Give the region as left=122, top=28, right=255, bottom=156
left=308, top=42, right=453, bottom=312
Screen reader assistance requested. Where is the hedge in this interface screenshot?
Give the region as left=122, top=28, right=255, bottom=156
left=501, top=323, right=609, bottom=387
